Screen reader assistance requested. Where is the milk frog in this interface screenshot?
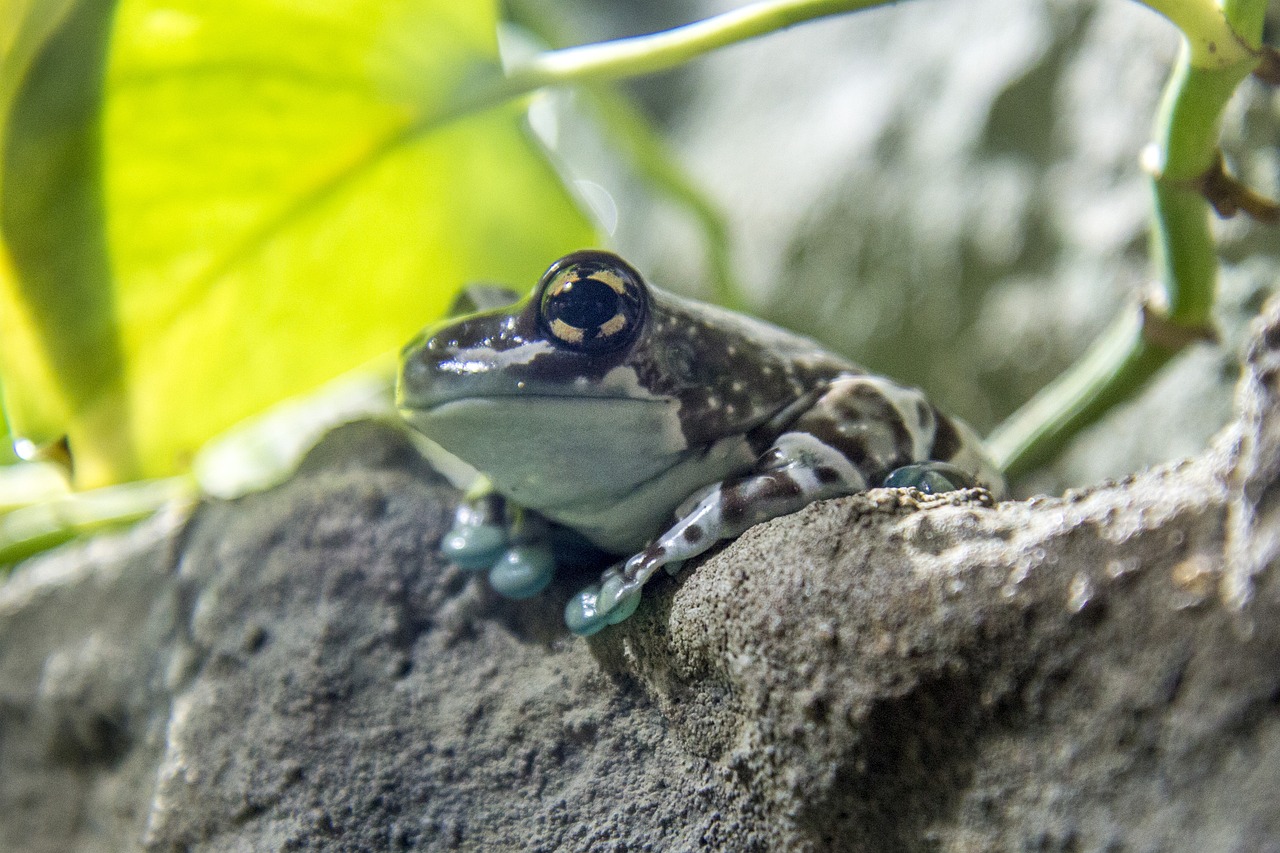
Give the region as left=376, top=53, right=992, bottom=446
left=397, top=250, right=1002, bottom=636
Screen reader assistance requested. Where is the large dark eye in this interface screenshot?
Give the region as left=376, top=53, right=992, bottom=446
left=536, top=251, right=647, bottom=354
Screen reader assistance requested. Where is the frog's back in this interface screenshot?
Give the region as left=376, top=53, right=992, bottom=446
left=638, top=287, right=859, bottom=448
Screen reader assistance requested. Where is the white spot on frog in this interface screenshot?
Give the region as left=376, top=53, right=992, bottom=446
left=597, top=366, right=664, bottom=399
left=451, top=340, right=554, bottom=372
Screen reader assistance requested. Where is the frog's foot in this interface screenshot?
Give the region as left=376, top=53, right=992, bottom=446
left=441, top=492, right=555, bottom=600
left=563, top=565, right=644, bottom=637
left=882, top=461, right=976, bottom=493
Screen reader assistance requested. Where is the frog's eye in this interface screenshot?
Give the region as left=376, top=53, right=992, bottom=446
left=536, top=251, right=647, bottom=354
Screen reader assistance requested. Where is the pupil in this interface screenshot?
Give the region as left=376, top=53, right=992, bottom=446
left=549, top=277, right=618, bottom=329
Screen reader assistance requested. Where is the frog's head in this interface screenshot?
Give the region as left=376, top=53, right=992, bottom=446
left=397, top=251, right=685, bottom=510
left=399, top=250, right=650, bottom=405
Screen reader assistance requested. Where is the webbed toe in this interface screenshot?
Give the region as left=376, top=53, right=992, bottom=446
left=488, top=544, right=555, bottom=599
left=441, top=522, right=508, bottom=570
left=564, top=585, right=610, bottom=637
left=882, top=461, right=976, bottom=494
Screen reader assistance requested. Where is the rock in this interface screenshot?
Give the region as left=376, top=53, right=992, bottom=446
left=0, top=509, right=181, bottom=853
left=3, top=302, right=1279, bottom=849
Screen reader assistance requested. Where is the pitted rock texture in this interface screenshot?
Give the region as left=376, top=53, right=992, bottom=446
left=3, top=298, right=1280, bottom=850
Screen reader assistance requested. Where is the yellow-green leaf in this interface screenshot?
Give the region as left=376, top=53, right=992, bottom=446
left=1, top=0, right=594, bottom=488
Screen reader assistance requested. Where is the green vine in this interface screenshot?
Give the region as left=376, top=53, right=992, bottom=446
left=502, top=0, right=884, bottom=91
left=988, top=0, right=1274, bottom=475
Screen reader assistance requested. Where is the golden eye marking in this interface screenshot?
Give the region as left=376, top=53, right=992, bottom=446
left=550, top=318, right=585, bottom=343
left=592, top=270, right=628, bottom=295
left=598, top=313, right=627, bottom=337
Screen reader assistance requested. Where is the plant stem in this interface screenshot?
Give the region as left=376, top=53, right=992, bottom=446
left=503, top=0, right=890, bottom=93
left=986, top=307, right=1183, bottom=476
left=990, top=0, right=1266, bottom=478
left=503, top=0, right=744, bottom=308
left=1134, top=0, right=1255, bottom=67
left=580, top=87, right=743, bottom=309
left=0, top=475, right=194, bottom=566
left=441, top=1, right=900, bottom=169
left=1148, top=59, right=1229, bottom=323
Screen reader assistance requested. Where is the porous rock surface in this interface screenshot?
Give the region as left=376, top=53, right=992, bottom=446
left=2, top=306, right=1279, bottom=852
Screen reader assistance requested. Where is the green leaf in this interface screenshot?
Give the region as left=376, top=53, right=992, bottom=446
left=1, top=0, right=595, bottom=488
left=1, top=394, right=16, bottom=466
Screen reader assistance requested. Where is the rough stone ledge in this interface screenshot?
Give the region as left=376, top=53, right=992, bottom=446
left=3, top=302, right=1279, bottom=851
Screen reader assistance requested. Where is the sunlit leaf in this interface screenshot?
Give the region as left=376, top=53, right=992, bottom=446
left=0, top=475, right=193, bottom=565
left=1, top=0, right=595, bottom=488
left=1, top=399, right=17, bottom=466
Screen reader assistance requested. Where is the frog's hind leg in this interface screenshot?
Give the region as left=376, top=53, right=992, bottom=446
left=798, top=374, right=1005, bottom=497
left=564, top=375, right=1000, bottom=636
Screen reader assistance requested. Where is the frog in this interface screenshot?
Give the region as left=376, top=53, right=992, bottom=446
left=397, top=250, right=1003, bottom=637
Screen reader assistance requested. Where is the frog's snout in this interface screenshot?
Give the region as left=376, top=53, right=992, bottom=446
left=398, top=347, right=431, bottom=393
left=396, top=334, right=451, bottom=409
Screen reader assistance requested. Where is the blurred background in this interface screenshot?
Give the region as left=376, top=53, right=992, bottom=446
left=512, top=0, right=1280, bottom=494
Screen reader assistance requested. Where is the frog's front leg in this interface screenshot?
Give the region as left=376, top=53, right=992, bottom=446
left=441, top=482, right=557, bottom=600
left=563, top=435, right=860, bottom=636
left=564, top=375, right=962, bottom=636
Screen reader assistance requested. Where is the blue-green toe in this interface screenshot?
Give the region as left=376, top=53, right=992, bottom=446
left=564, top=585, right=610, bottom=637
left=882, top=462, right=974, bottom=494
left=604, top=590, right=641, bottom=625
left=597, top=575, right=641, bottom=625
left=441, top=523, right=507, bottom=570
left=488, top=545, right=555, bottom=599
